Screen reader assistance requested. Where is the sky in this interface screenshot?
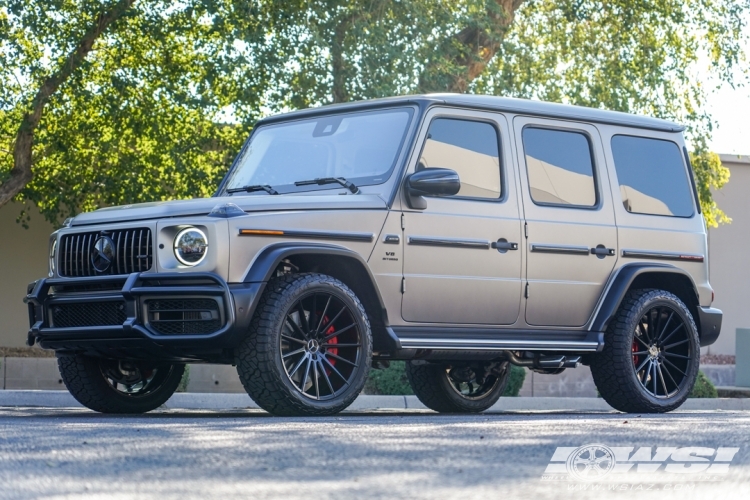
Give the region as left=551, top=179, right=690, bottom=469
left=704, top=21, right=750, bottom=156
left=706, top=81, right=750, bottom=155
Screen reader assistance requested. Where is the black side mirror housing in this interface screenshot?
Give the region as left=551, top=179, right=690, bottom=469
left=405, top=168, right=461, bottom=209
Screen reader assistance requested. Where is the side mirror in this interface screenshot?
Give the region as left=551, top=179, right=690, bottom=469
left=405, top=168, right=460, bottom=209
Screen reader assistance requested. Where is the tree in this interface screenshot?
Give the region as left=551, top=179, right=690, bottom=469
left=1, top=0, right=747, bottom=227
left=1, top=0, right=270, bottom=222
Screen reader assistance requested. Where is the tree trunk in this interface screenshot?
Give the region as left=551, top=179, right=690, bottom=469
left=0, top=0, right=137, bottom=209
left=418, top=0, right=526, bottom=94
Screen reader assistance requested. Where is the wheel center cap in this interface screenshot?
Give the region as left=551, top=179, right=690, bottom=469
left=649, top=345, right=659, bottom=357
left=307, top=339, right=320, bottom=353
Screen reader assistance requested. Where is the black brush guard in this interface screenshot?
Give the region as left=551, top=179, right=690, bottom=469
left=24, top=272, right=262, bottom=362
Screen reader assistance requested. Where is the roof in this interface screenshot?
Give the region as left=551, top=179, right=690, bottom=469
left=719, top=154, right=750, bottom=165
left=257, top=93, right=684, bottom=133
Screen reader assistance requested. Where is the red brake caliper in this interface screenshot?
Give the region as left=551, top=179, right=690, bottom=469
left=324, top=317, right=337, bottom=372
left=632, top=340, right=639, bottom=368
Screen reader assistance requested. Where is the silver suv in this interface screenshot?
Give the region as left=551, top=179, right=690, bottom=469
left=25, top=94, right=722, bottom=416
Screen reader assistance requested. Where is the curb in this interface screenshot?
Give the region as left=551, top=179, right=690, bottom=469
left=2, top=390, right=750, bottom=411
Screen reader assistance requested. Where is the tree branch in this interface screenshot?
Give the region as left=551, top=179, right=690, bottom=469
left=0, top=0, right=137, bottom=209
left=418, top=0, right=526, bottom=93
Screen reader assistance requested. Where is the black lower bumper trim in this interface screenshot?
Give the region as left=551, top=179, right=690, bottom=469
left=697, top=306, right=722, bottom=346
left=25, top=272, right=264, bottom=360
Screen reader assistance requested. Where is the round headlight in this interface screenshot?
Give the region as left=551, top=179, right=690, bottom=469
left=49, top=239, right=57, bottom=277
left=174, top=227, right=208, bottom=266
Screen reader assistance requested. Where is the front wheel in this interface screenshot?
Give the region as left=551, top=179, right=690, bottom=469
left=58, top=356, right=184, bottom=413
left=236, top=273, right=372, bottom=416
left=590, top=289, right=700, bottom=413
left=406, top=361, right=510, bottom=413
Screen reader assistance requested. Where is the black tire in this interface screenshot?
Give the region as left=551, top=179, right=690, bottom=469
left=406, top=361, right=510, bottom=413
left=58, top=356, right=184, bottom=414
left=236, top=273, right=372, bottom=416
left=591, top=289, right=700, bottom=413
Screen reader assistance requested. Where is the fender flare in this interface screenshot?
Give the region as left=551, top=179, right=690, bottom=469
left=590, top=263, right=700, bottom=333
left=242, top=242, right=399, bottom=351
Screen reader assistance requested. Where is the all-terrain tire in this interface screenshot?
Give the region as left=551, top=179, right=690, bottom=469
left=406, top=361, right=510, bottom=413
left=235, top=273, right=372, bottom=416
left=590, top=288, right=700, bottom=413
left=58, top=356, right=185, bottom=414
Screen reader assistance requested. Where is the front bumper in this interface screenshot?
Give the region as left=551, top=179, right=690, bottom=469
left=25, top=273, right=262, bottom=362
left=697, top=306, right=722, bottom=347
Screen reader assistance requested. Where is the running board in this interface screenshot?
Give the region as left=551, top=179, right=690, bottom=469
left=390, top=327, right=604, bottom=352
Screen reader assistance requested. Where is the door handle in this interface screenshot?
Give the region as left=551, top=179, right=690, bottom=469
left=492, top=238, right=518, bottom=253
left=591, top=244, right=616, bottom=258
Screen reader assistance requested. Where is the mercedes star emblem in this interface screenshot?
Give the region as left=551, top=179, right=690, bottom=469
left=91, top=236, right=116, bottom=273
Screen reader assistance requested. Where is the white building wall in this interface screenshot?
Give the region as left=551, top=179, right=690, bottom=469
left=0, top=203, right=55, bottom=348
left=707, top=155, right=750, bottom=355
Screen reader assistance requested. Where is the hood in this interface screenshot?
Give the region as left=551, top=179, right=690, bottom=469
left=70, top=194, right=388, bottom=227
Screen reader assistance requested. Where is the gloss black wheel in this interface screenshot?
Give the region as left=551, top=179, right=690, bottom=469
left=236, top=273, right=372, bottom=416
left=280, top=289, right=363, bottom=401
left=591, top=289, right=700, bottom=413
left=58, top=356, right=184, bottom=413
left=631, top=304, right=693, bottom=398
left=406, top=361, right=510, bottom=413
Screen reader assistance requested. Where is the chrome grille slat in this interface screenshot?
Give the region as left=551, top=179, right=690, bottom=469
left=130, top=230, right=135, bottom=273
left=115, top=231, right=122, bottom=275
left=74, top=234, right=79, bottom=277
left=59, top=228, right=152, bottom=277
left=137, top=229, right=143, bottom=272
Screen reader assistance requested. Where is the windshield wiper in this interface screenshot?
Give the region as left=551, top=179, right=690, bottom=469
left=294, top=177, right=359, bottom=194
left=226, top=184, right=279, bottom=195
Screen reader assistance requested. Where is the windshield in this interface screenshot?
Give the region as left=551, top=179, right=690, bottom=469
left=223, top=107, right=414, bottom=194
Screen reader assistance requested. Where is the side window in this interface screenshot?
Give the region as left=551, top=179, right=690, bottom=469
left=522, top=127, right=597, bottom=207
left=419, top=118, right=502, bottom=199
left=611, top=135, right=694, bottom=217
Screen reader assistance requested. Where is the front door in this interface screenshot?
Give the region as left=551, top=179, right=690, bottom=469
left=513, top=116, right=618, bottom=327
left=401, top=108, right=523, bottom=325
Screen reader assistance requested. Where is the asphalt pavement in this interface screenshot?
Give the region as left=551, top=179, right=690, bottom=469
left=1, top=406, right=749, bottom=500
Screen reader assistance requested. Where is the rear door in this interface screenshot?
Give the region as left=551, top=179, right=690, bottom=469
left=513, top=117, right=618, bottom=327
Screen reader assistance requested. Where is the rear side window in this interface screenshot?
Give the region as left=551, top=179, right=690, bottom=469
left=522, top=127, right=597, bottom=207
left=419, top=118, right=502, bottom=199
left=611, top=135, right=694, bottom=217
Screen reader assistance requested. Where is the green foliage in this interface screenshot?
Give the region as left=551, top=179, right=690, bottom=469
left=1, top=1, right=747, bottom=225
left=503, top=365, right=526, bottom=397
left=689, top=370, right=719, bottom=398
left=364, top=361, right=413, bottom=396
left=690, top=150, right=731, bottom=227
left=176, top=364, right=190, bottom=393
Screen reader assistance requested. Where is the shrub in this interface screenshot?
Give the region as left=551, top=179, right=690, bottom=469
left=503, top=365, right=526, bottom=397
left=364, top=361, right=414, bottom=395
left=689, top=370, right=718, bottom=398
left=176, top=365, right=191, bottom=393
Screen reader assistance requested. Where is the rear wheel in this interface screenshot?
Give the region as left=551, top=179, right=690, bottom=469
left=590, top=289, right=700, bottom=413
left=406, top=361, right=510, bottom=413
left=58, top=356, right=184, bottom=413
left=236, top=273, right=372, bottom=416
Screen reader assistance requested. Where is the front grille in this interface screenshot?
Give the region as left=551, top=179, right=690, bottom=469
left=146, top=299, right=222, bottom=335
left=50, top=301, right=127, bottom=328
left=59, top=228, right=153, bottom=277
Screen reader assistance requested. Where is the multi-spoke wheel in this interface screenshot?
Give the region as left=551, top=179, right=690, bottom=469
left=58, top=356, right=185, bottom=413
left=591, top=288, right=700, bottom=413
left=406, top=361, right=510, bottom=413
left=236, top=273, right=372, bottom=416
left=281, top=289, right=363, bottom=401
